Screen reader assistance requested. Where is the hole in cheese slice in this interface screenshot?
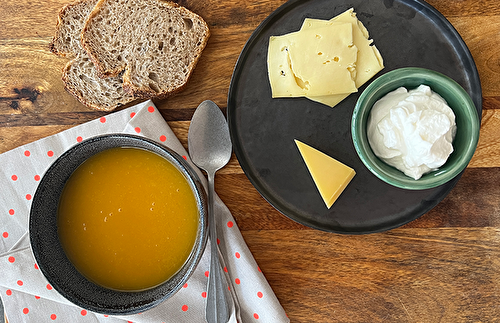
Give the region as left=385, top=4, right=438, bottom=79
left=295, top=140, right=356, bottom=209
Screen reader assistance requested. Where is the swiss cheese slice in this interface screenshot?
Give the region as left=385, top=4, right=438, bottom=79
left=286, top=24, right=358, bottom=96
left=268, top=31, right=307, bottom=97
left=267, top=8, right=384, bottom=107
left=302, top=8, right=384, bottom=87
left=295, top=140, right=355, bottom=208
left=267, top=24, right=357, bottom=97
left=302, top=8, right=384, bottom=106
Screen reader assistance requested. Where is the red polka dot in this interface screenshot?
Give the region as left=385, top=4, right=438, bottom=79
left=100, top=117, right=106, bottom=123
left=201, top=291, right=207, bottom=298
left=257, top=291, right=263, bottom=298
left=228, top=286, right=231, bottom=291
left=6, top=290, right=12, bottom=296
left=181, top=304, right=188, bottom=312
left=51, top=313, right=57, bottom=320
left=104, top=315, right=109, bottom=317
left=2, top=232, right=8, bottom=238
left=35, top=296, right=40, bottom=299
left=130, top=112, right=136, bottom=118
left=204, top=270, right=209, bottom=277
left=77, top=136, right=83, bottom=143
left=81, top=309, right=87, bottom=316
left=235, top=278, right=240, bottom=285
left=183, top=283, right=188, bottom=288
left=17, top=280, right=23, bottom=286
left=223, top=267, right=228, bottom=273
left=134, top=127, right=141, bottom=133
left=34, top=175, right=41, bottom=181
left=46, top=284, right=53, bottom=290
left=47, top=150, right=54, bottom=157
left=24, top=150, right=30, bottom=157
left=235, top=252, right=241, bottom=259
left=9, top=209, right=15, bottom=215
left=227, top=221, right=234, bottom=228
left=217, top=238, right=220, bottom=245
left=160, top=135, right=167, bottom=142
left=26, top=194, right=32, bottom=200
left=182, top=155, right=187, bottom=160
left=23, top=308, right=29, bottom=314
left=11, top=175, right=18, bottom=181
left=148, top=106, right=155, bottom=113
left=254, top=313, right=259, bottom=319
left=34, top=263, right=39, bottom=269
left=8, top=256, right=15, bottom=263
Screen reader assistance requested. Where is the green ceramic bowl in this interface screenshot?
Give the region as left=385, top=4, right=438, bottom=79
left=352, top=67, right=480, bottom=190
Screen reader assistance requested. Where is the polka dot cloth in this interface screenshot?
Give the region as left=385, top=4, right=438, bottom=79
left=0, top=100, right=289, bottom=323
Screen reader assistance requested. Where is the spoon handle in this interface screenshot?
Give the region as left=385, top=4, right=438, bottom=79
left=206, top=171, right=230, bottom=323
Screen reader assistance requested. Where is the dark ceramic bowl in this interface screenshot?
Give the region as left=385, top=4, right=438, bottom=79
left=29, top=134, right=208, bottom=315
left=352, top=67, right=480, bottom=190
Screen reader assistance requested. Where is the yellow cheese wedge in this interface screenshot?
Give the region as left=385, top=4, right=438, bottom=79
left=302, top=8, right=384, bottom=106
left=267, top=24, right=357, bottom=97
left=295, top=140, right=355, bottom=208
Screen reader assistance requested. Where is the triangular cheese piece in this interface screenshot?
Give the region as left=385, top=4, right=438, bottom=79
left=295, top=140, right=355, bottom=208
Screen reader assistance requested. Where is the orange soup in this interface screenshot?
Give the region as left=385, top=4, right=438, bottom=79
left=57, top=147, right=199, bottom=291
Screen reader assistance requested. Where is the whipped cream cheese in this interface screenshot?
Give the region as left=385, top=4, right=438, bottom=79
left=367, top=84, right=456, bottom=180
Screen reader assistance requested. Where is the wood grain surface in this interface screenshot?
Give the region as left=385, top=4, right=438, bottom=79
left=2, top=0, right=500, bottom=322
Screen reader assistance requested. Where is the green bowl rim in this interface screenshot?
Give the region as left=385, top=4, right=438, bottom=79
left=351, top=67, right=480, bottom=190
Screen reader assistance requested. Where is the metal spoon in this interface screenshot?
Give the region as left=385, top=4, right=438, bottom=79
left=188, top=100, right=232, bottom=323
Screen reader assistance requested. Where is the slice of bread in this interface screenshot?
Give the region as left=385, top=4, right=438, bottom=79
left=50, top=0, right=135, bottom=111
left=49, top=0, right=98, bottom=58
left=81, top=0, right=210, bottom=99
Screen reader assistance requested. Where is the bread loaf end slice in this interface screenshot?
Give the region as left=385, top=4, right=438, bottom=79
left=50, top=0, right=134, bottom=111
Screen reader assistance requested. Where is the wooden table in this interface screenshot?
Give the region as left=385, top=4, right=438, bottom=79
left=2, top=0, right=500, bottom=321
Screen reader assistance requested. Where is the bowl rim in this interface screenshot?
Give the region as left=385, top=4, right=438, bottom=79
left=351, top=67, right=481, bottom=190
left=29, top=134, right=208, bottom=315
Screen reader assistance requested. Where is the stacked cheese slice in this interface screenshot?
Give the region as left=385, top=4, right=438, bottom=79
left=267, top=8, right=384, bottom=107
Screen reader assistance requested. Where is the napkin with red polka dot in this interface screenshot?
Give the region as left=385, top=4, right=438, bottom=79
left=0, top=100, right=289, bottom=323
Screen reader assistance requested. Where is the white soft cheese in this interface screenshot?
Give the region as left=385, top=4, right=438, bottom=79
left=367, top=85, right=457, bottom=180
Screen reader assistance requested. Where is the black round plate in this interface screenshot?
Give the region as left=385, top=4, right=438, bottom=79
left=227, top=0, right=482, bottom=234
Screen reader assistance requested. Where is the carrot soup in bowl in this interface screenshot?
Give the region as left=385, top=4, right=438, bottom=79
left=30, top=134, right=208, bottom=315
